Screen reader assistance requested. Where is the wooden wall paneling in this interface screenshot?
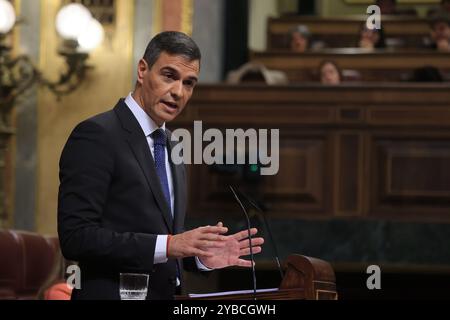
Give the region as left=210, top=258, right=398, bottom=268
left=173, top=84, right=450, bottom=222
left=182, top=127, right=332, bottom=219
left=334, top=131, right=365, bottom=217
left=262, top=130, right=331, bottom=218
left=369, top=132, right=450, bottom=221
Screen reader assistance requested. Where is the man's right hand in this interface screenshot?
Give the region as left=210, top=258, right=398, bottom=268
left=167, top=225, right=229, bottom=259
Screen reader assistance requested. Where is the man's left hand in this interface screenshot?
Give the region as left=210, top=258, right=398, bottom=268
left=198, top=222, right=264, bottom=269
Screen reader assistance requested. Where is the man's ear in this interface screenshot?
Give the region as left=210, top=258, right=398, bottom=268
left=136, top=59, right=148, bottom=85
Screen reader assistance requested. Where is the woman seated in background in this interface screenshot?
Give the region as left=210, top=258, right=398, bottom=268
left=358, top=24, right=386, bottom=50
left=319, top=60, right=342, bottom=85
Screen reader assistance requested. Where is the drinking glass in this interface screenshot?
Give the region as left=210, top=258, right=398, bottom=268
left=119, top=273, right=149, bottom=300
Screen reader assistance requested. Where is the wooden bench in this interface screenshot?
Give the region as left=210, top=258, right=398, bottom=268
left=267, top=15, right=431, bottom=50
left=250, top=49, right=450, bottom=82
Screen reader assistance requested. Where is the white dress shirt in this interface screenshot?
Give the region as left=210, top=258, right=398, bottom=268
left=124, top=93, right=211, bottom=273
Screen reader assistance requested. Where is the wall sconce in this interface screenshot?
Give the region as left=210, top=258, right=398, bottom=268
left=0, top=0, right=104, bottom=111
left=0, top=0, right=104, bottom=224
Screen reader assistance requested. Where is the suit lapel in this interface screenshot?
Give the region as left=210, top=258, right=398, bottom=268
left=114, top=100, right=174, bottom=234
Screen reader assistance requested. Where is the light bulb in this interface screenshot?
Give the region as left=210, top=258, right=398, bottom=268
left=55, top=3, right=92, bottom=40
left=0, top=0, right=16, bottom=34
left=77, top=18, right=104, bottom=52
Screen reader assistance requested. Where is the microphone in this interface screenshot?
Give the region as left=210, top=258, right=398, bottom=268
left=235, top=188, right=284, bottom=280
left=229, top=185, right=257, bottom=300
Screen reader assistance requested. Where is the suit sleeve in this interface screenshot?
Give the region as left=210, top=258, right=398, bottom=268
left=58, top=120, right=157, bottom=272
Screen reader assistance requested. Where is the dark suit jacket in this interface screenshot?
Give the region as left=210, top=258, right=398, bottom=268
left=58, top=99, right=195, bottom=300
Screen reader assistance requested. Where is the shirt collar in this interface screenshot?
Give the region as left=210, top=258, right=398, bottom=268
left=124, top=92, right=166, bottom=136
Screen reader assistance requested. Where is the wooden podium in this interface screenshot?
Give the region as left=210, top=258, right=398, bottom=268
left=176, top=254, right=338, bottom=300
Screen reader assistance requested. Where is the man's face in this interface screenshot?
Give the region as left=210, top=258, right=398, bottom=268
left=135, top=52, right=200, bottom=126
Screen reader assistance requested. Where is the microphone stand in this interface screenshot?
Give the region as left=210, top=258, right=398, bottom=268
left=236, top=189, right=284, bottom=280
left=229, top=186, right=257, bottom=300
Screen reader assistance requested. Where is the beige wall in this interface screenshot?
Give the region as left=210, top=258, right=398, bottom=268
left=36, top=0, right=135, bottom=235
left=248, top=0, right=279, bottom=51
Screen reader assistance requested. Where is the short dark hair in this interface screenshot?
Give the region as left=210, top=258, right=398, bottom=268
left=143, top=31, right=201, bottom=69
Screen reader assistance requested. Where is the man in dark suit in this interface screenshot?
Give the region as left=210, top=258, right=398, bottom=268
left=58, top=31, right=264, bottom=300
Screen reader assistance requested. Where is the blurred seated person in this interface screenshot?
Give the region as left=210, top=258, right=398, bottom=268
left=358, top=24, right=386, bottom=49
left=37, top=251, right=73, bottom=300
left=289, top=25, right=325, bottom=52
left=427, top=0, right=450, bottom=17
left=319, top=60, right=342, bottom=85
left=411, top=66, right=444, bottom=82
left=226, top=62, right=288, bottom=85
left=290, top=25, right=311, bottom=53
left=425, top=13, right=450, bottom=52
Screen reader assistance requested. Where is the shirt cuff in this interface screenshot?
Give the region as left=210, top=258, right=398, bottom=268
left=154, top=235, right=169, bottom=264
left=195, top=256, right=214, bottom=271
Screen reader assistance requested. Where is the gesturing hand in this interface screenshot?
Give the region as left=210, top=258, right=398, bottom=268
left=198, top=223, right=265, bottom=270
left=167, top=225, right=228, bottom=259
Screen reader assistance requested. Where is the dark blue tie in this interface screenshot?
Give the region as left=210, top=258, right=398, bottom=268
left=153, top=129, right=180, bottom=283
left=152, top=129, right=171, bottom=214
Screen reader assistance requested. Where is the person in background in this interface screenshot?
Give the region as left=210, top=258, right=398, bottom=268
left=358, top=24, right=386, bottom=50
left=426, top=13, right=450, bottom=52
left=289, top=25, right=311, bottom=53
left=226, top=62, right=288, bottom=85
left=319, top=60, right=342, bottom=85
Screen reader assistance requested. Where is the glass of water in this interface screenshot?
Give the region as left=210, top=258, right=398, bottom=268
left=119, top=273, right=149, bottom=300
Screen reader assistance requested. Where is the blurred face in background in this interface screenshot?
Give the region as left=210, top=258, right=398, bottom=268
left=359, top=28, right=380, bottom=49
left=320, top=62, right=341, bottom=85
left=290, top=32, right=309, bottom=53
left=431, top=21, right=450, bottom=41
